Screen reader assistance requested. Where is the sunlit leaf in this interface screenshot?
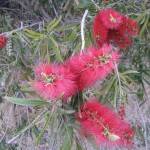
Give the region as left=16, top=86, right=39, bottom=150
left=24, top=29, right=44, bottom=39
left=47, top=17, right=62, bottom=31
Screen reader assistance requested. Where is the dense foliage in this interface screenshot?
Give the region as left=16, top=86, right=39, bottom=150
left=0, top=0, right=149, bottom=149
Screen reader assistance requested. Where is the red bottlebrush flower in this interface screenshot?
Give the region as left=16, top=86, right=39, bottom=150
left=66, top=44, right=121, bottom=91
left=118, top=103, right=126, bottom=120
left=0, top=35, right=8, bottom=49
left=109, top=30, right=132, bottom=50
left=92, top=15, right=109, bottom=46
left=92, top=9, right=139, bottom=50
left=75, top=99, right=135, bottom=147
left=118, top=15, right=139, bottom=36
left=99, top=8, right=122, bottom=29
left=32, top=63, right=77, bottom=101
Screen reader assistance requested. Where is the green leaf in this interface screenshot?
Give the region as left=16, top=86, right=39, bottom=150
left=122, top=75, right=137, bottom=85
left=49, top=36, right=63, bottom=62
left=76, top=143, right=83, bottom=150
left=47, top=17, right=62, bottom=31
left=86, top=136, right=99, bottom=150
left=55, top=23, right=78, bottom=31
left=20, top=87, right=35, bottom=92
left=47, top=18, right=56, bottom=29
left=24, top=29, right=44, bottom=39
left=139, top=15, right=149, bottom=37
left=113, top=81, right=118, bottom=108
left=135, top=126, right=145, bottom=141
left=121, top=70, right=139, bottom=75
left=136, top=12, right=146, bottom=22
left=60, top=136, right=72, bottom=150
left=68, top=29, right=77, bottom=46
left=37, top=113, right=51, bottom=144
left=5, top=96, right=49, bottom=106
left=58, top=108, right=75, bottom=114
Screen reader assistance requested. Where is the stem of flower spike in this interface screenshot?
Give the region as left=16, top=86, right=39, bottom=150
left=81, top=9, right=88, bottom=51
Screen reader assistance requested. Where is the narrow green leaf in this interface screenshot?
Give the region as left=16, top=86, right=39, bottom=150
left=95, top=76, right=117, bottom=95
left=60, top=136, right=72, bottom=150
left=48, top=17, right=62, bottom=31
left=135, top=126, right=145, bottom=141
left=5, top=96, right=49, bottom=106
left=113, top=81, right=118, bottom=108
left=55, top=23, right=79, bottom=31
left=20, top=87, right=35, bottom=92
left=139, top=15, right=149, bottom=37
left=121, top=70, right=139, bottom=75
left=76, top=143, right=83, bottom=150
left=123, top=75, right=137, bottom=85
left=47, top=18, right=56, bottom=29
left=24, top=29, right=44, bottom=39
left=68, top=29, right=77, bottom=46
left=49, top=36, right=63, bottom=62
left=59, top=108, right=75, bottom=114
left=37, top=114, right=51, bottom=144
left=136, top=12, right=146, bottom=22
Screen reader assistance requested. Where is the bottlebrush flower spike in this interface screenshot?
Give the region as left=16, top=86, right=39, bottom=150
left=92, top=8, right=139, bottom=50
left=109, top=30, right=132, bottom=50
left=0, top=35, right=8, bottom=49
left=75, top=99, right=135, bottom=147
left=99, top=8, right=122, bottom=29
left=93, top=16, right=108, bottom=46
left=118, top=15, right=139, bottom=36
left=118, top=102, right=126, bottom=120
left=32, top=63, right=77, bottom=101
left=65, top=44, right=121, bottom=91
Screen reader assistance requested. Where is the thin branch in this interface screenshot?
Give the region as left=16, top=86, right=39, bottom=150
left=0, top=22, right=42, bottom=36
left=7, top=109, right=47, bottom=144
left=81, top=9, right=88, bottom=51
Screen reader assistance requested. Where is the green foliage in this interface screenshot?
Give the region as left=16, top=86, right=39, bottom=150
left=5, top=96, right=49, bottom=106
left=0, top=0, right=149, bottom=149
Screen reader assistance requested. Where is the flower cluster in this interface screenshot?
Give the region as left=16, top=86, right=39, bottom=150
left=66, top=44, right=120, bottom=91
left=33, top=44, right=120, bottom=100
left=33, top=63, right=77, bottom=101
left=32, top=8, right=137, bottom=148
left=75, top=99, right=135, bottom=147
left=118, top=102, right=126, bottom=120
left=93, top=8, right=139, bottom=49
left=0, top=35, right=8, bottom=49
